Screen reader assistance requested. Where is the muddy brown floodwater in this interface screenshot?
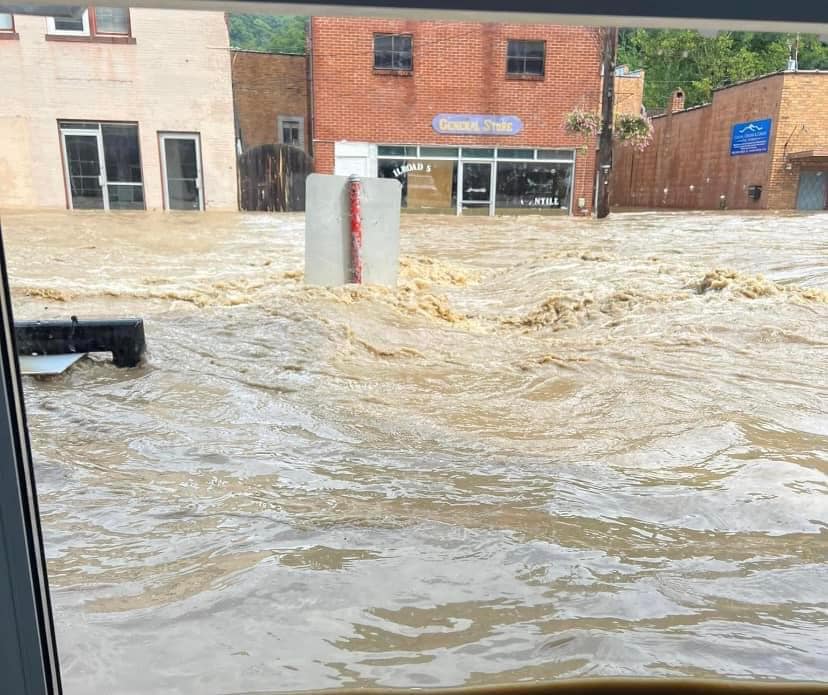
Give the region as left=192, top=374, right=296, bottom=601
left=2, top=210, right=827, bottom=695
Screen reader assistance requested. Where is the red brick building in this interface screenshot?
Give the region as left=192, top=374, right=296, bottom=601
left=231, top=49, right=309, bottom=152
left=309, top=18, right=603, bottom=215
left=612, top=71, right=828, bottom=211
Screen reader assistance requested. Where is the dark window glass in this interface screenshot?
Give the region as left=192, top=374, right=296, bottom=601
left=378, top=145, right=417, bottom=157
left=374, top=33, right=413, bottom=71
left=94, top=7, right=129, bottom=34
left=462, top=148, right=495, bottom=158
left=53, top=9, right=86, bottom=32
left=506, top=40, right=545, bottom=76
left=495, top=161, right=572, bottom=212
left=282, top=122, right=301, bottom=146
left=102, top=125, right=142, bottom=184
left=64, top=134, right=104, bottom=209
left=498, top=148, right=535, bottom=159
left=107, top=184, right=144, bottom=210
left=419, top=147, right=458, bottom=158
left=537, top=149, right=575, bottom=161
left=462, top=162, right=492, bottom=202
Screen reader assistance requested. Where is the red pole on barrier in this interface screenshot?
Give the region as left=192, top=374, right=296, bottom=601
left=349, top=174, right=363, bottom=284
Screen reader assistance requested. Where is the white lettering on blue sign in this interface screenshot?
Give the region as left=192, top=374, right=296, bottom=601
left=730, top=118, right=772, bottom=156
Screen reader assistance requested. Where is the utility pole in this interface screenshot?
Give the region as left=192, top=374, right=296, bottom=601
left=596, top=26, right=618, bottom=219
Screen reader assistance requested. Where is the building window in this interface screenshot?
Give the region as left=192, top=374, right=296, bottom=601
left=506, top=40, right=545, bottom=76
left=93, top=7, right=130, bottom=34
left=47, top=7, right=131, bottom=38
left=59, top=121, right=145, bottom=210
left=0, top=12, right=14, bottom=32
left=377, top=147, right=576, bottom=215
left=278, top=116, right=304, bottom=149
left=373, top=33, right=412, bottom=71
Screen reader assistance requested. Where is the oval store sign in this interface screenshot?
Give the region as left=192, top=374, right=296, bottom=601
left=432, top=114, right=523, bottom=136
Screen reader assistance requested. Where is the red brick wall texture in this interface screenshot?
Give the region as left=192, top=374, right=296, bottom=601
left=310, top=17, right=603, bottom=213
left=612, top=72, right=828, bottom=210
left=231, top=50, right=308, bottom=150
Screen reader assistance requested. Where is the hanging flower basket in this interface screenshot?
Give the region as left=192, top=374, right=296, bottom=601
left=615, top=114, right=654, bottom=151
left=564, top=109, right=601, bottom=138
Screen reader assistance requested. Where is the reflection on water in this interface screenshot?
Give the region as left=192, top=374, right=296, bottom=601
left=3, top=210, right=827, bottom=694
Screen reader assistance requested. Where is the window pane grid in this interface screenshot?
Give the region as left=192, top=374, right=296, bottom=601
left=507, top=40, right=545, bottom=76
left=374, top=33, right=413, bottom=71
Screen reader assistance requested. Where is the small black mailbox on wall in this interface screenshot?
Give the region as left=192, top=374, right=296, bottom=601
left=748, top=185, right=762, bottom=200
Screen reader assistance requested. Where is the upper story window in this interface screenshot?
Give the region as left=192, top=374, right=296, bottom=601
left=0, top=12, right=15, bottom=32
left=373, top=33, right=412, bottom=71
left=507, top=40, right=545, bottom=76
left=47, top=7, right=131, bottom=38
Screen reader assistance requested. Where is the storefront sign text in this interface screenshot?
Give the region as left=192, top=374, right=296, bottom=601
left=432, top=114, right=523, bottom=136
left=391, top=161, right=432, bottom=178
left=730, top=118, right=772, bottom=156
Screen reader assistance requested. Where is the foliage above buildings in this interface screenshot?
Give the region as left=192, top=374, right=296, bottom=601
left=228, top=15, right=306, bottom=53
left=620, top=30, right=828, bottom=110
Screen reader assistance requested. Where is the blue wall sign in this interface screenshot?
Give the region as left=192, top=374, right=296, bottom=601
left=730, top=118, right=772, bottom=156
left=432, top=114, right=523, bottom=136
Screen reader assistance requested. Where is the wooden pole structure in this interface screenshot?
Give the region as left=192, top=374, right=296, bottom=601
left=596, top=26, right=618, bottom=219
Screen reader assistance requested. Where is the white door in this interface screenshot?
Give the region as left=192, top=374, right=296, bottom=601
left=160, top=133, right=204, bottom=210
left=60, top=128, right=107, bottom=210
left=334, top=142, right=377, bottom=178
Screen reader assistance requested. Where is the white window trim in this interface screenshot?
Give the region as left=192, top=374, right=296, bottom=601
left=47, top=9, right=90, bottom=37
left=277, top=116, right=305, bottom=149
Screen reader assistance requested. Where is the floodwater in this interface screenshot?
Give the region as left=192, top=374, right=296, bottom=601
left=2, top=210, right=827, bottom=695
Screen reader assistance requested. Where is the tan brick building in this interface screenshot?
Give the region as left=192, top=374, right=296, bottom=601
left=0, top=8, right=237, bottom=211
left=614, top=65, right=645, bottom=119
left=231, top=49, right=309, bottom=152
left=310, top=17, right=603, bottom=215
left=611, top=71, right=828, bottom=211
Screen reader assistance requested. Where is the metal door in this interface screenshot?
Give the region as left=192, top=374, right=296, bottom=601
left=796, top=171, right=827, bottom=210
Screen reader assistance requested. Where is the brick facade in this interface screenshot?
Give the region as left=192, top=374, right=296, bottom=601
left=611, top=71, right=828, bottom=210
left=614, top=66, right=644, bottom=118
left=768, top=73, right=828, bottom=208
left=310, top=17, right=603, bottom=214
left=231, top=49, right=309, bottom=151
left=0, top=9, right=237, bottom=210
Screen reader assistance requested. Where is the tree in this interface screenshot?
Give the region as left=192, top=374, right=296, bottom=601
left=618, top=29, right=828, bottom=111
left=228, top=15, right=306, bottom=53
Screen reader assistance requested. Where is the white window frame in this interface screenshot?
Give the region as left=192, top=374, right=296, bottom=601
left=277, top=116, right=305, bottom=149
left=47, top=9, right=90, bottom=36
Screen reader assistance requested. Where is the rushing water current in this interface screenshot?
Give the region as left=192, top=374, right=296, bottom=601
left=3, top=210, right=828, bottom=694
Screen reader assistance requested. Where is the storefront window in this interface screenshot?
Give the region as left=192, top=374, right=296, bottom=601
left=379, top=158, right=458, bottom=213
left=495, top=161, right=572, bottom=213
left=462, top=148, right=494, bottom=158
left=498, top=148, right=535, bottom=159
left=537, top=149, right=575, bottom=160
left=378, top=148, right=575, bottom=215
